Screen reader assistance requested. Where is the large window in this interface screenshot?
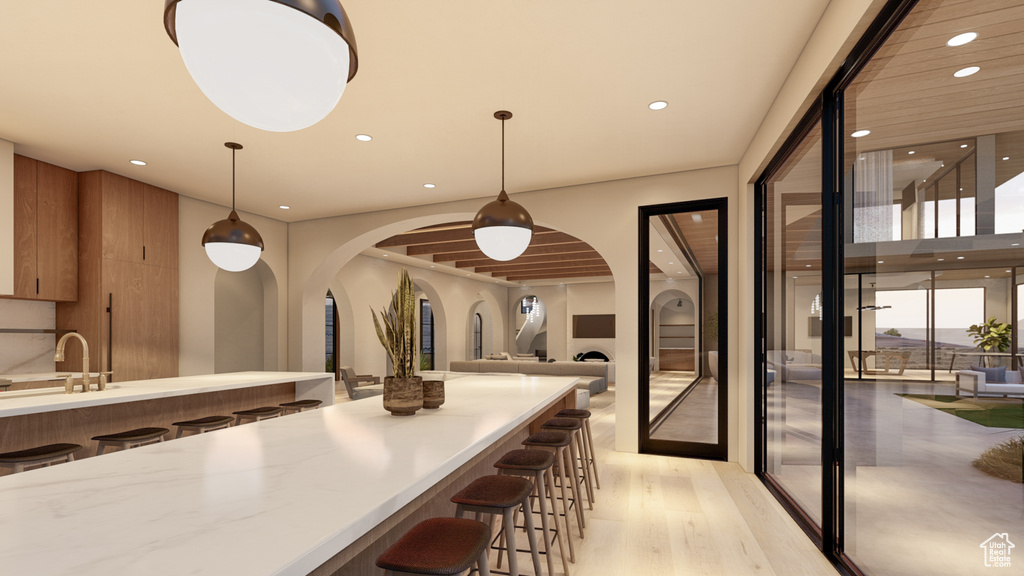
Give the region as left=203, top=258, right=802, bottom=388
left=758, top=1, right=1024, bottom=574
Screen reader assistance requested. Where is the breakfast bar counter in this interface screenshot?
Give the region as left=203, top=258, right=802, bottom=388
left=0, top=374, right=577, bottom=575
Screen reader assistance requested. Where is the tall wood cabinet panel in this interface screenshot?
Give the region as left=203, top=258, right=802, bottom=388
left=11, top=155, right=78, bottom=301
left=57, top=171, right=178, bottom=382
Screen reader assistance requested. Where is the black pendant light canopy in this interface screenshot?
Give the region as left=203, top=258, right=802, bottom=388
left=201, top=143, right=265, bottom=272
left=472, top=111, right=534, bottom=261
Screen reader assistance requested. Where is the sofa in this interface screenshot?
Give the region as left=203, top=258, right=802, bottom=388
left=957, top=367, right=1024, bottom=398
left=448, top=359, right=608, bottom=395
left=766, top=350, right=822, bottom=382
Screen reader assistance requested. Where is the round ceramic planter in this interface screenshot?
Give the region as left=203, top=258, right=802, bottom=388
left=422, top=379, right=445, bottom=409
left=383, top=376, right=423, bottom=416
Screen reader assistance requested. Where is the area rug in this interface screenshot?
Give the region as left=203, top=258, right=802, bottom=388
left=897, top=394, right=1024, bottom=429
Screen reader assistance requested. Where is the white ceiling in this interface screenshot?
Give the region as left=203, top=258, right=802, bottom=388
left=0, top=1, right=830, bottom=223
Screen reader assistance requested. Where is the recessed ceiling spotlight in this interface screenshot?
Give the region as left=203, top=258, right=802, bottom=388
left=691, top=213, right=703, bottom=223
left=878, top=260, right=884, bottom=264
left=466, top=273, right=471, bottom=277
left=908, top=150, right=915, bottom=155
left=985, top=275, right=990, bottom=278
left=1007, top=270, right=1013, bottom=273
left=355, top=134, right=372, bottom=141
left=851, top=129, right=871, bottom=138
left=649, top=101, right=668, bottom=110
left=429, top=265, right=435, bottom=268
left=937, top=258, right=944, bottom=261
left=947, top=32, right=978, bottom=47
left=279, top=205, right=290, bottom=210
left=957, top=256, right=965, bottom=260
left=792, top=276, right=798, bottom=279
left=805, top=264, right=812, bottom=268
left=1014, top=243, right=1021, bottom=247
left=129, top=159, right=147, bottom=166
left=668, top=261, right=674, bottom=265
left=1003, top=157, right=1010, bottom=161
left=423, top=183, right=436, bottom=189
left=961, top=144, right=968, bottom=148
left=954, top=66, right=980, bottom=78
left=657, top=249, right=663, bottom=253
left=382, top=253, right=388, bottom=257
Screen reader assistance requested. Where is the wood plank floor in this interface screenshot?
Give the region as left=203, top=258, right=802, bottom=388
left=335, top=382, right=838, bottom=576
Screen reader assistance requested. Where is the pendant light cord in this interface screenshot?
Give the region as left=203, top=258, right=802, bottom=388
left=231, top=147, right=236, bottom=211
left=501, top=115, right=505, bottom=192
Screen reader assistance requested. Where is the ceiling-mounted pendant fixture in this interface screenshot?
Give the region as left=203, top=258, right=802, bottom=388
left=473, top=111, right=534, bottom=261
left=164, top=0, right=358, bottom=132
left=202, top=143, right=264, bottom=272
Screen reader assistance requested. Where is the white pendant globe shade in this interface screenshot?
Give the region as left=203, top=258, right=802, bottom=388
left=173, top=0, right=353, bottom=132
left=204, top=242, right=263, bottom=272
left=473, top=226, right=533, bottom=262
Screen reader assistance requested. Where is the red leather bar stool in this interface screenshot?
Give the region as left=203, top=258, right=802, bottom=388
left=554, top=408, right=600, bottom=491
left=494, top=449, right=572, bottom=576
left=540, top=418, right=594, bottom=510
left=171, top=415, right=233, bottom=438
left=232, top=406, right=284, bottom=425
left=92, top=427, right=169, bottom=455
left=376, top=517, right=492, bottom=576
left=0, top=443, right=82, bottom=473
left=451, top=475, right=543, bottom=576
left=279, top=399, right=323, bottom=414
left=522, top=430, right=585, bottom=539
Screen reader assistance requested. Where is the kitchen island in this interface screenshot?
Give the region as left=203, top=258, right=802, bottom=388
left=0, top=374, right=576, bottom=575
left=0, top=371, right=335, bottom=461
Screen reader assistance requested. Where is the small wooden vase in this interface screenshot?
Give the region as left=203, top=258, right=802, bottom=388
left=383, top=376, right=423, bottom=416
left=422, top=380, right=445, bottom=409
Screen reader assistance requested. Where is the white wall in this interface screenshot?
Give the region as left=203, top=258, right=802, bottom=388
left=0, top=138, right=13, bottom=296
left=330, top=254, right=508, bottom=376
left=0, top=299, right=55, bottom=374
left=178, top=196, right=289, bottom=376
left=288, top=166, right=738, bottom=455
left=214, top=267, right=265, bottom=373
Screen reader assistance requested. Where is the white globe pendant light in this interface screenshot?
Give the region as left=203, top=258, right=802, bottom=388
left=473, top=111, right=534, bottom=261
left=202, top=143, right=264, bottom=272
left=164, top=0, right=358, bottom=132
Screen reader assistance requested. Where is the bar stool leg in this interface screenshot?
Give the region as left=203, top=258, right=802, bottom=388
left=556, top=446, right=585, bottom=537
left=520, top=491, right=542, bottom=576
left=572, top=429, right=595, bottom=509
left=583, top=418, right=600, bottom=490
left=544, top=466, right=572, bottom=572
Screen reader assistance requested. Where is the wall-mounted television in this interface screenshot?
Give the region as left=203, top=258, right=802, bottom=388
left=573, top=314, right=615, bottom=338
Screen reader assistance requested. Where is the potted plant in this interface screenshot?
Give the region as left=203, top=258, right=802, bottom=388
left=967, top=317, right=1011, bottom=352
left=371, top=268, right=423, bottom=415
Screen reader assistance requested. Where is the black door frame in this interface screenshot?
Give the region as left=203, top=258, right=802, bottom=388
left=639, top=197, right=728, bottom=460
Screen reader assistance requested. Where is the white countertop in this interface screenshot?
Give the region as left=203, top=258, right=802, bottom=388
left=0, top=371, right=333, bottom=417
left=0, top=374, right=576, bottom=576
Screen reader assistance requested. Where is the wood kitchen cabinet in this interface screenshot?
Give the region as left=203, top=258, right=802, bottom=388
left=11, top=154, right=78, bottom=301
left=56, top=171, right=178, bottom=382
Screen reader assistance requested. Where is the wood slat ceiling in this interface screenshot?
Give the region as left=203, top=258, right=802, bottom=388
left=376, top=221, right=655, bottom=283
left=671, top=209, right=720, bottom=275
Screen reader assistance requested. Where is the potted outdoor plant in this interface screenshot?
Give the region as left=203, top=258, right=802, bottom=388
left=371, top=268, right=423, bottom=415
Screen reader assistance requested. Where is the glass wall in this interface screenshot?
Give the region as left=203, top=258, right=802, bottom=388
left=763, top=122, right=824, bottom=525
left=759, top=1, right=1024, bottom=573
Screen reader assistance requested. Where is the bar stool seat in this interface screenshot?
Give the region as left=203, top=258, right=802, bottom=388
left=279, top=399, right=323, bottom=414
left=0, top=443, right=82, bottom=473
left=232, top=406, right=284, bottom=425
left=376, top=517, right=492, bottom=576
left=452, top=475, right=542, bottom=576
left=555, top=409, right=600, bottom=491
left=92, top=427, right=169, bottom=455
left=172, top=415, right=234, bottom=438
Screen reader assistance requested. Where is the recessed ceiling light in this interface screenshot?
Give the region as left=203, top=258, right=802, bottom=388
left=851, top=130, right=871, bottom=138
left=129, top=159, right=147, bottom=166
left=382, top=254, right=388, bottom=257
left=937, top=258, right=944, bottom=261
left=985, top=275, right=990, bottom=278
left=423, top=183, right=436, bottom=189
left=466, top=273, right=471, bottom=277
left=793, top=276, right=798, bottom=279
left=878, top=260, right=884, bottom=264
left=429, top=265, right=435, bottom=268
left=954, top=66, right=980, bottom=78
left=961, top=144, right=968, bottom=148
left=957, top=256, right=965, bottom=260
left=908, top=150, right=915, bottom=155
left=355, top=134, right=372, bottom=142
left=279, top=205, right=290, bottom=210
left=657, top=249, right=663, bottom=253
left=691, top=214, right=703, bottom=224
left=668, top=261, right=674, bottom=265
left=805, top=264, right=812, bottom=268
left=1007, top=270, right=1013, bottom=273
left=947, top=32, right=978, bottom=47
left=1014, top=243, right=1021, bottom=247
left=649, top=101, right=668, bottom=110
left=1003, top=157, right=1010, bottom=161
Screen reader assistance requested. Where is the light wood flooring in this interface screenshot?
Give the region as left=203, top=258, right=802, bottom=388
left=335, top=381, right=839, bottom=576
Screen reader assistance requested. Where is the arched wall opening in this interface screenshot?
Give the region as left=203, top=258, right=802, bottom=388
left=650, top=287, right=699, bottom=372
left=467, top=291, right=502, bottom=360
left=413, top=278, right=447, bottom=373
left=214, top=259, right=279, bottom=372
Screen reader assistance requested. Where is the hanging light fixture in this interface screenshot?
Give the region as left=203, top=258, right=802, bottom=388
left=164, top=0, right=358, bottom=132
left=202, top=143, right=264, bottom=272
left=676, top=299, right=683, bottom=307
left=473, top=111, right=534, bottom=261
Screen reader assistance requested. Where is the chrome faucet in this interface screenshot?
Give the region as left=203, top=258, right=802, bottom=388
left=54, top=332, right=92, bottom=394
